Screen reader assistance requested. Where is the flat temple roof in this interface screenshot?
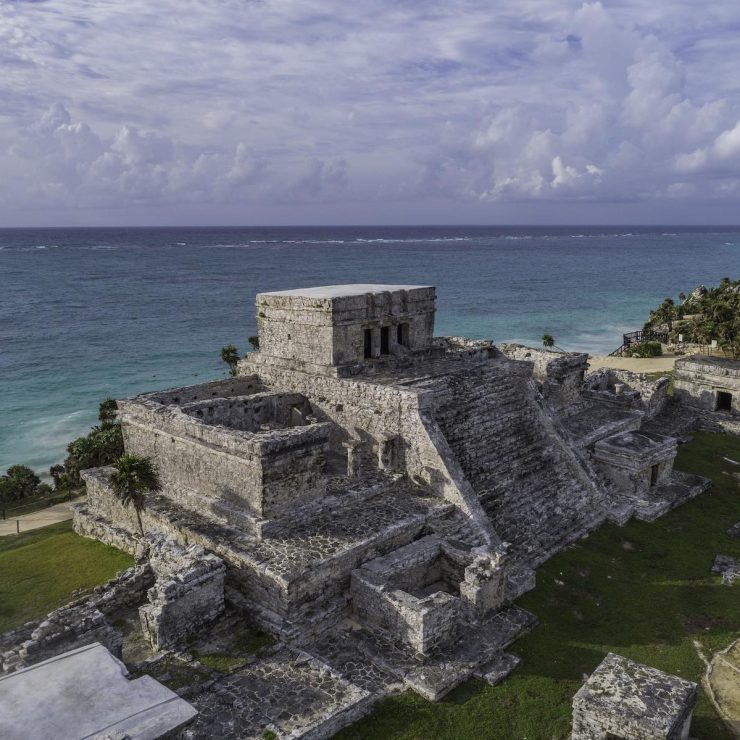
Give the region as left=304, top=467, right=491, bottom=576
left=259, top=284, right=433, bottom=299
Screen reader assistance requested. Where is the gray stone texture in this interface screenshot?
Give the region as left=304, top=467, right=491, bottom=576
left=674, top=355, right=740, bottom=435
left=712, top=553, right=740, bottom=585
left=139, top=537, right=226, bottom=651
left=572, top=652, right=697, bottom=739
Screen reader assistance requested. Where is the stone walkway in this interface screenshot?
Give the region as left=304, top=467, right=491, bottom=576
left=179, top=647, right=373, bottom=739
left=0, top=497, right=84, bottom=537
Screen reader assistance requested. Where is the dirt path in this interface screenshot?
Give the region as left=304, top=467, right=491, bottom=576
left=705, top=638, right=740, bottom=737
left=0, top=496, right=85, bottom=537
left=588, top=355, right=680, bottom=373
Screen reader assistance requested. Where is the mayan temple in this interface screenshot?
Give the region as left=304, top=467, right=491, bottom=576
left=9, top=283, right=735, bottom=737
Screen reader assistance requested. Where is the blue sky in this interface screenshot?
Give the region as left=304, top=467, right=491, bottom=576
left=2, top=1, right=740, bottom=225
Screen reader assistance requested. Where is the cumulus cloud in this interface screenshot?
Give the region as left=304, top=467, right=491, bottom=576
left=1, top=0, right=740, bottom=223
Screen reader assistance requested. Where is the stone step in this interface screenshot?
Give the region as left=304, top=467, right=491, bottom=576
left=474, top=651, right=521, bottom=686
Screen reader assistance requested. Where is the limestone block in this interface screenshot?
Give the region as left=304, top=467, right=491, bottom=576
left=139, top=537, right=226, bottom=651
left=571, top=652, right=697, bottom=739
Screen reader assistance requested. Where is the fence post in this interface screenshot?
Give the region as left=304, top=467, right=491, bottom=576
left=16, top=519, right=20, bottom=534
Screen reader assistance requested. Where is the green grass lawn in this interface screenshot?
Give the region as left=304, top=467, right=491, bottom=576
left=0, top=520, right=133, bottom=633
left=337, top=432, right=740, bottom=740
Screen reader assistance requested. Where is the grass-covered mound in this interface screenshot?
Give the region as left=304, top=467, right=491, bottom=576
left=0, top=520, right=133, bottom=633
left=337, top=432, right=740, bottom=740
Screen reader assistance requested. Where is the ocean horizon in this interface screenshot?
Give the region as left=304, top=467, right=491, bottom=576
left=1, top=224, right=738, bottom=475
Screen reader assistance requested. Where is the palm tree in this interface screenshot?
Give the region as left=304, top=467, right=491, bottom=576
left=110, top=455, right=161, bottom=535
left=220, top=344, right=240, bottom=376
left=542, top=334, right=555, bottom=349
left=98, top=398, right=118, bottom=427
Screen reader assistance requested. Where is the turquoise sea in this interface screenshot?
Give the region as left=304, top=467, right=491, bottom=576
left=1, top=225, right=738, bottom=475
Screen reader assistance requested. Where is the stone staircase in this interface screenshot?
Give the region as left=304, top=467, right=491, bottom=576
left=431, top=363, right=607, bottom=567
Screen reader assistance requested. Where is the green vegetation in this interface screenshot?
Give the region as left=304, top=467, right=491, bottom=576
left=337, top=432, right=740, bottom=740
left=644, top=277, right=740, bottom=357
left=0, top=520, right=133, bottom=632
left=221, top=344, right=240, bottom=376
left=628, top=340, right=662, bottom=358
left=1, top=397, right=124, bottom=512
left=542, top=334, right=555, bottom=349
left=110, top=454, right=162, bottom=535
left=0, top=465, right=52, bottom=504
left=50, top=397, right=124, bottom=494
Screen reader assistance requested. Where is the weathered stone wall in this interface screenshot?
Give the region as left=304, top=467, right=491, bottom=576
left=139, top=537, right=226, bottom=651
left=585, top=368, right=671, bottom=419
left=238, top=358, right=501, bottom=548
left=497, top=343, right=588, bottom=413
left=674, top=355, right=740, bottom=413
left=351, top=538, right=462, bottom=656
left=149, top=375, right=264, bottom=405
left=256, top=286, right=436, bottom=371
left=180, top=391, right=311, bottom=432
left=119, top=396, right=331, bottom=520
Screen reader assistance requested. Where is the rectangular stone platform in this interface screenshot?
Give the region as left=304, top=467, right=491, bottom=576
left=0, top=642, right=196, bottom=740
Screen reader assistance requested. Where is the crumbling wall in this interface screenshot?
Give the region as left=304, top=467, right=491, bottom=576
left=139, top=537, right=226, bottom=651
left=180, top=391, right=311, bottom=432
left=119, top=398, right=331, bottom=520
left=351, top=538, right=462, bottom=656
left=585, top=368, right=670, bottom=419
left=148, top=375, right=264, bottom=405
left=674, top=355, right=740, bottom=413
left=1, top=565, right=152, bottom=674
left=497, top=344, right=588, bottom=413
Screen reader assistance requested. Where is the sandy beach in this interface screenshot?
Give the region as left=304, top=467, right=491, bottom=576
left=587, top=355, right=681, bottom=373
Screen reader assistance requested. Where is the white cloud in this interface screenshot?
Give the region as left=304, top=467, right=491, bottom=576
left=1, top=0, right=740, bottom=223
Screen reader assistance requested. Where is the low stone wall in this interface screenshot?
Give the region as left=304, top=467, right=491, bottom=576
left=352, top=534, right=510, bottom=658
left=0, top=565, right=152, bottom=674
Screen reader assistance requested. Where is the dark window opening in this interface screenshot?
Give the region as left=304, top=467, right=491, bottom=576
left=650, top=464, right=660, bottom=487
left=380, top=326, right=390, bottom=355
left=717, top=391, right=732, bottom=411
left=364, top=329, right=372, bottom=359
left=397, top=322, right=410, bottom=348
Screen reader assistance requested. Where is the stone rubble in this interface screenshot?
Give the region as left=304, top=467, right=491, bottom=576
left=711, top=554, right=740, bottom=585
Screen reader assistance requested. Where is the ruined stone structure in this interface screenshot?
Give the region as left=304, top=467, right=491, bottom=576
left=139, top=537, right=226, bottom=651
left=572, top=652, right=697, bottom=739
left=64, top=283, right=716, bottom=735
left=674, top=355, right=740, bottom=434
